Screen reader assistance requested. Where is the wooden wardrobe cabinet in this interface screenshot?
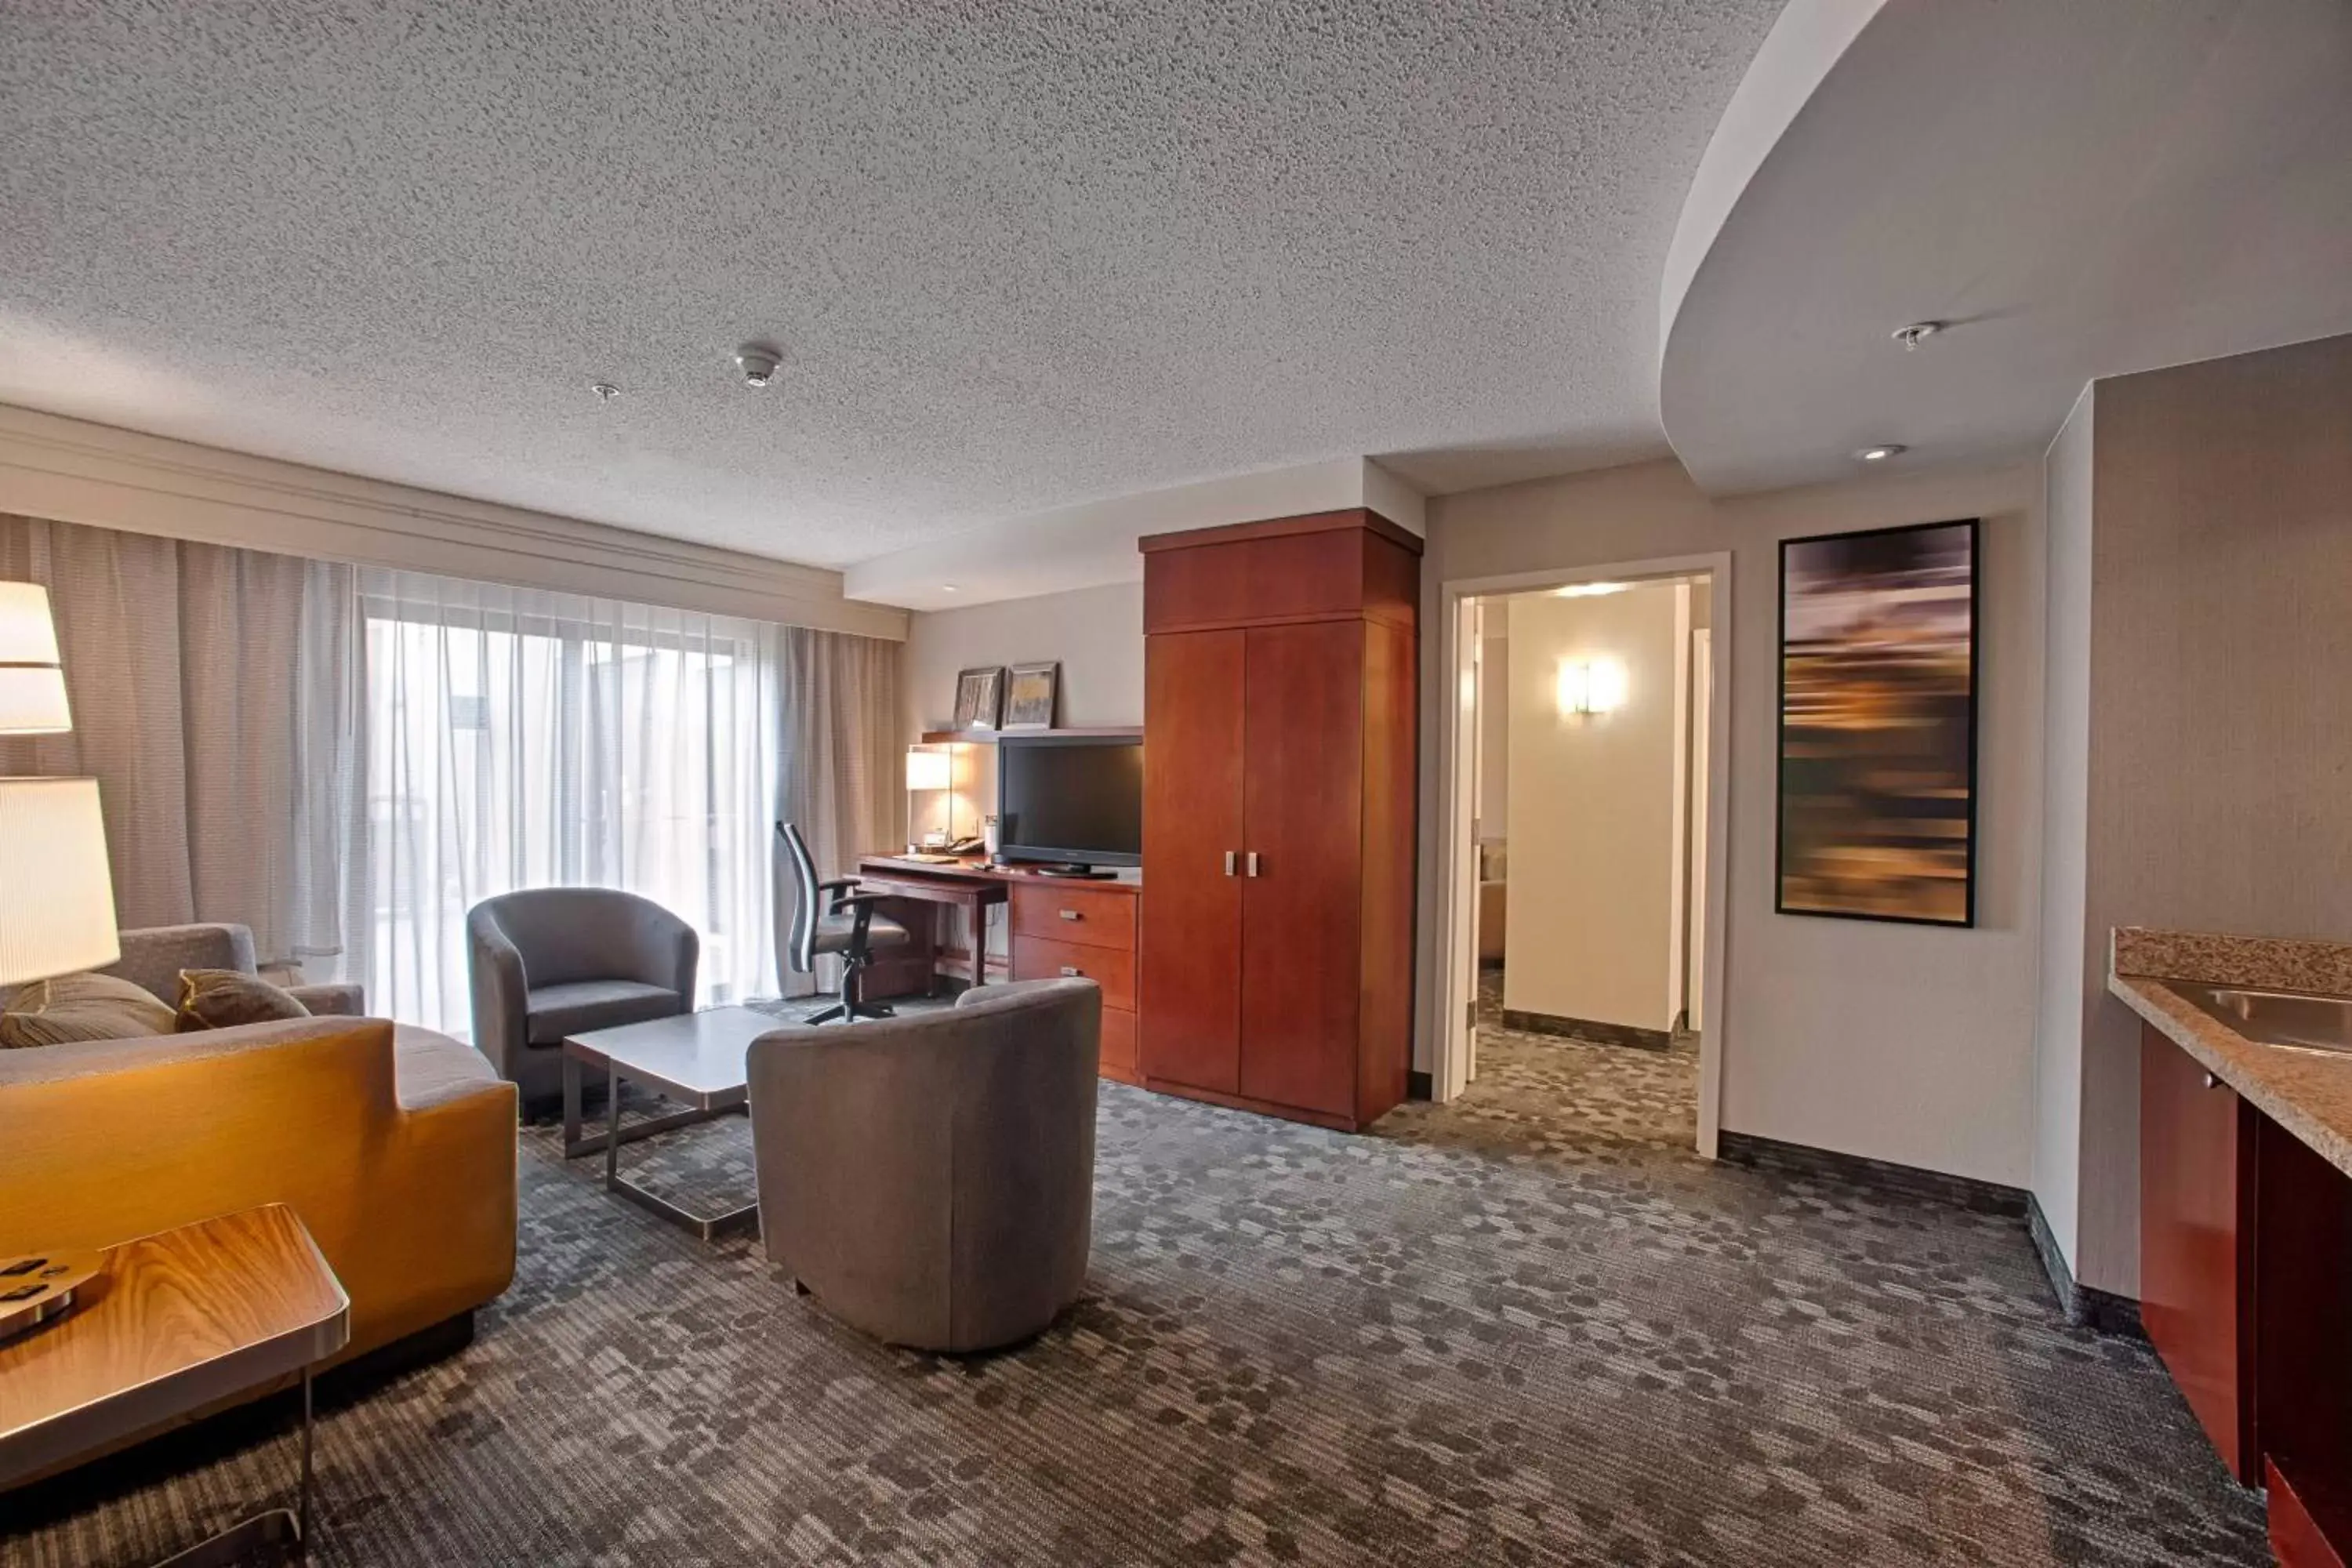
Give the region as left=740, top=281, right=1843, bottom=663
left=1137, top=510, right=1417, bottom=1131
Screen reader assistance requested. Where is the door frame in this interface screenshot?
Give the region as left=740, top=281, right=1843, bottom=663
left=1431, top=551, right=1733, bottom=1159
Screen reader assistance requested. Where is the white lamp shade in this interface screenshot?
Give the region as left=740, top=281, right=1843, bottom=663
left=0, top=583, right=63, bottom=665
left=0, top=583, right=70, bottom=735
left=0, top=665, right=71, bottom=735
left=0, top=777, right=119, bottom=985
left=906, top=748, right=953, bottom=792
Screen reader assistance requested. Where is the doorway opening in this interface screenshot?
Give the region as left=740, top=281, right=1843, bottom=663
left=1433, top=556, right=1730, bottom=1156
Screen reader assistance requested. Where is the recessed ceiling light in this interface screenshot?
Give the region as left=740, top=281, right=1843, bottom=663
left=939, top=584, right=960, bottom=593
left=1854, top=444, right=1907, bottom=463
left=590, top=382, right=620, bottom=403
left=1555, top=581, right=1631, bottom=598
left=1892, top=321, right=1944, bottom=350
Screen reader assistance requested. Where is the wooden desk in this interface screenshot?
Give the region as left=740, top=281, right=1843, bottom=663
left=1, top=1204, right=349, bottom=1560
left=855, top=857, right=1014, bottom=993
left=854, top=856, right=1144, bottom=1082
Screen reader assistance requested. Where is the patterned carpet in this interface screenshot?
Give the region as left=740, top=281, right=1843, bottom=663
left=7, top=989, right=2265, bottom=1566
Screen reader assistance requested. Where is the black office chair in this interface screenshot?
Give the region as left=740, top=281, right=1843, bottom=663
left=778, top=822, right=909, bottom=1024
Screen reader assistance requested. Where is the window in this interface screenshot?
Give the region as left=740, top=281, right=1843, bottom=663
left=357, top=571, right=782, bottom=1035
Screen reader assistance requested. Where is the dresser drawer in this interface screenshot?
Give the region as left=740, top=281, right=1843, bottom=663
left=1098, top=1006, right=1138, bottom=1078
left=1012, top=935, right=1134, bottom=1011
left=1010, top=884, right=1136, bottom=951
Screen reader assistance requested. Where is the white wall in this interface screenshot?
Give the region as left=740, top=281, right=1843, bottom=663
left=1421, top=457, right=2045, bottom=1187
left=1502, top=582, right=1684, bottom=1033
left=2031, top=385, right=2094, bottom=1276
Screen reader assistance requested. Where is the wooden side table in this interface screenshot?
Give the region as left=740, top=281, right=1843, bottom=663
left=0, top=1204, right=350, bottom=1563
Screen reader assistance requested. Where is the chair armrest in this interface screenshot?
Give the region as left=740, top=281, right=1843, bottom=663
left=465, top=914, right=531, bottom=1080
left=287, top=981, right=365, bottom=1016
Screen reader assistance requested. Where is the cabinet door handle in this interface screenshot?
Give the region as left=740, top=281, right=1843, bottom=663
left=1223, top=850, right=1237, bottom=877
left=1058, top=909, right=1082, bottom=921
left=2203, top=1071, right=2220, bottom=1091
left=1059, top=965, right=1082, bottom=978
left=1245, top=851, right=1262, bottom=877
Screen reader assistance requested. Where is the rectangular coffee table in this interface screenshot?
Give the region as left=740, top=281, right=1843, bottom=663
left=561, top=1006, right=778, bottom=1241
left=0, top=1204, right=349, bottom=1564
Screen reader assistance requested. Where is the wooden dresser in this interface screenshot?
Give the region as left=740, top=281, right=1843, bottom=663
left=1008, top=880, right=1142, bottom=1083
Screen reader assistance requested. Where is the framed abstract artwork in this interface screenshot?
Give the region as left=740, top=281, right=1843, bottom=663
left=952, top=666, right=1004, bottom=731
left=1777, top=517, right=1979, bottom=926
left=1001, top=661, right=1060, bottom=730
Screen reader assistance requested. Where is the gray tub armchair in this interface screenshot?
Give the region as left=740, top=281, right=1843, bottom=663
left=747, top=977, right=1101, bottom=1352
left=466, top=888, right=698, bottom=1105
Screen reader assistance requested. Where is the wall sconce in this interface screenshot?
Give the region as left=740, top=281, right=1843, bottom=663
left=1556, top=658, right=1627, bottom=716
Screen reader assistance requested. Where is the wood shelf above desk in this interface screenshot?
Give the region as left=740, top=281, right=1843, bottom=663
left=916, top=726, right=1143, bottom=746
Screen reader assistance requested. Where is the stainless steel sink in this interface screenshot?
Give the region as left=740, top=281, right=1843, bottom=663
left=2169, top=982, right=2352, bottom=1055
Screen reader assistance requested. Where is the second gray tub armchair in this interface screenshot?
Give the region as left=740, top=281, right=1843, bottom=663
left=747, top=977, right=1101, bottom=1352
left=466, top=887, right=699, bottom=1105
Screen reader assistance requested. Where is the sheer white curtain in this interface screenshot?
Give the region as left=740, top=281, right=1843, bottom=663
left=350, top=569, right=788, bottom=1034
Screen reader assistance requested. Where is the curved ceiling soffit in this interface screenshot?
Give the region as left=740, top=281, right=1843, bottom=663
left=1656, top=0, right=1889, bottom=371
left=1656, top=0, right=2352, bottom=496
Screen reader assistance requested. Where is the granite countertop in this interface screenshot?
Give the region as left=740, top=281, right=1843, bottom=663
left=2110, top=925, right=2352, bottom=1180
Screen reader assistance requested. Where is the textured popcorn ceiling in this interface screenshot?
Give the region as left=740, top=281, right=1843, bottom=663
left=0, top=2, right=1780, bottom=568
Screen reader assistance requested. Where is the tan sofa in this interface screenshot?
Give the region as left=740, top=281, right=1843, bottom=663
left=0, top=925, right=516, bottom=1422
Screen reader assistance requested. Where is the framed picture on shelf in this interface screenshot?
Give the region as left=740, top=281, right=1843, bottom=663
left=952, top=666, right=1004, bottom=731
left=1777, top=517, right=1979, bottom=927
left=1001, top=662, right=1060, bottom=731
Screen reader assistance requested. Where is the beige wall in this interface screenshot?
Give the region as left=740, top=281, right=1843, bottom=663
left=1476, top=605, right=1509, bottom=833
left=903, top=580, right=1144, bottom=737
left=1502, top=582, right=1685, bottom=1033
left=902, top=581, right=1145, bottom=848
left=1422, top=458, right=2046, bottom=1186
left=2053, top=331, right=2352, bottom=1295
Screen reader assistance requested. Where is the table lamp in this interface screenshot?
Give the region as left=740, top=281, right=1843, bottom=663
left=0, top=776, right=119, bottom=1007
left=0, top=582, right=71, bottom=735
left=906, top=744, right=954, bottom=850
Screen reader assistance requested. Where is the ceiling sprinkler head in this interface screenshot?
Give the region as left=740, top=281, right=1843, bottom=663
left=590, top=381, right=620, bottom=403
left=1893, top=321, right=1944, bottom=351
left=734, top=343, right=782, bottom=388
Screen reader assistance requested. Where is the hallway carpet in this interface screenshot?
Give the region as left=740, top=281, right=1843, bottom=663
left=9, top=1025, right=2262, bottom=1566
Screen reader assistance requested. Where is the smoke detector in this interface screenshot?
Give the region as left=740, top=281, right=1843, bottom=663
left=733, top=343, right=782, bottom=388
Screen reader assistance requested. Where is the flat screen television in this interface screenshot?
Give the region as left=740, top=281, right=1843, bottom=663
left=995, top=734, right=1143, bottom=873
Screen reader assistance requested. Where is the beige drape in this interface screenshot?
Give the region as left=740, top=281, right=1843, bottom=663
left=0, top=514, right=361, bottom=968
left=775, top=625, right=902, bottom=996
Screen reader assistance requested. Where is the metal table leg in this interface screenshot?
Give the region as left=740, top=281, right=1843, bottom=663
left=600, top=1061, right=758, bottom=1243
left=563, top=1047, right=729, bottom=1158
left=153, top=1366, right=315, bottom=1565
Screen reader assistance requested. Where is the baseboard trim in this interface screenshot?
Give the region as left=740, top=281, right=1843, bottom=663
left=2026, top=1192, right=2144, bottom=1338
left=1716, top=1130, right=2027, bottom=1218
left=1501, top=1009, right=1672, bottom=1051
